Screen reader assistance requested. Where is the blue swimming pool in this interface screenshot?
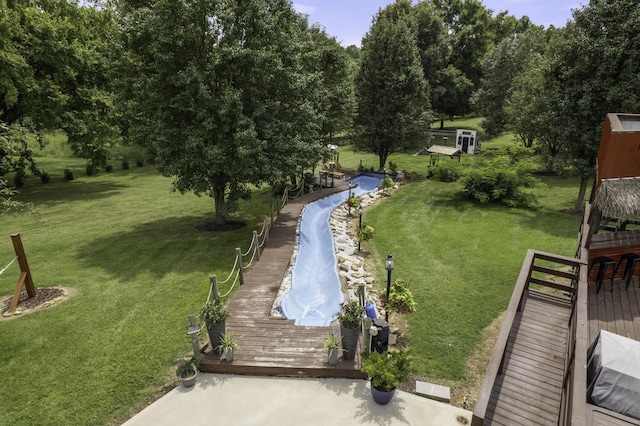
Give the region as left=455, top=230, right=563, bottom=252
left=280, top=175, right=382, bottom=326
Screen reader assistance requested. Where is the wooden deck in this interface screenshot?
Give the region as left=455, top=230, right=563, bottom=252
left=588, top=277, right=640, bottom=343
left=483, top=290, right=572, bottom=426
left=199, top=183, right=365, bottom=379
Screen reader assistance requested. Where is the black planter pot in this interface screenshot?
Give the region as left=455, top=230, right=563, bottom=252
left=207, top=321, right=226, bottom=354
left=340, top=323, right=360, bottom=360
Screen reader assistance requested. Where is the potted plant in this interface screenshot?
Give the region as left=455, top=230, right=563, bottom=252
left=176, top=353, right=202, bottom=388
left=361, top=349, right=412, bottom=405
left=381, top=280, right=417, bottom=316
left=200, top=299, right=231, bottom=353
left=323, top=333, right=342, bottom=365
left=216, top=330, right=239, bottom=362
left=336, top=300, right=365, bottom=360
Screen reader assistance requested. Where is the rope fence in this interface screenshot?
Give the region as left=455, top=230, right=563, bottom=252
left=0, top=256, right=18, bottom=276
left=206, top=184, right=305, bottom=304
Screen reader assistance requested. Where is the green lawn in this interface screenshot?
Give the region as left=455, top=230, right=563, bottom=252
left=0, top=164, right=272, bottom=425
left=0, top=135, right=586, bottom=423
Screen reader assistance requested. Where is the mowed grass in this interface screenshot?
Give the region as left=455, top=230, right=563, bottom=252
left=0, top=163, right=272, bottom=425
left=360, top=177, right=582, bottom=380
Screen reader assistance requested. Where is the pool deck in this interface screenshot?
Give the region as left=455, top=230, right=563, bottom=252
left=199, top=182, right=365, bottom=378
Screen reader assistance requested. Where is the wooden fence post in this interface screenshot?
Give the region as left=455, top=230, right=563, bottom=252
left=209, top=274, right=219, bottom=303
left=236, top=248, right=244, bottom=285
left=253, top=231, right=260, bottom=261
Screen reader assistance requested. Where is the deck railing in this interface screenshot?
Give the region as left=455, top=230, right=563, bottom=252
left=472, top=249, right=583, bottom=426
left=558, top=204, right=592, bottom=426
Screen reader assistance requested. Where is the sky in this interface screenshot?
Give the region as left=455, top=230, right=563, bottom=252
left=293, top=0, right=586, bottom=47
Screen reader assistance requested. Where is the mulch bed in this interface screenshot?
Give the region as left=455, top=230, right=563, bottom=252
left=1, top=287, right=72, bottom=319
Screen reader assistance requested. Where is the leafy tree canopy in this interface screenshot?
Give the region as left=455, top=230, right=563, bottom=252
left=354, top=0, right=431, bottom=170
left=121, top=0, right=324, bottom=225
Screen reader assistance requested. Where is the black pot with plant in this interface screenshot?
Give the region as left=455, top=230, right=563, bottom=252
left=200, top=300, right=231, bottom=353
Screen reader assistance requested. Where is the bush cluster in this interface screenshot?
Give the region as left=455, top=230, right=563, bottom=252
left=458, top=156, right=541, bottom=207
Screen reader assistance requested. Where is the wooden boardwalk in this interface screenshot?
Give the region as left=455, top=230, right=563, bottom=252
left=484, top=290, right=572, bottom=426
left=199, top=184, right=365, bottom=379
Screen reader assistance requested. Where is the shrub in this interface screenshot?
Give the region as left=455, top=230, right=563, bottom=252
left=63, top=169, right=75, bottom=181
left=104, top=165, right=113, bottom=172
left=13, top=172, right=25, bottom=188
left=381, top=175, right=394, bottom=194
left=430, top=161, right=463, bottom=182
left=388, top=161, right=398, bottom=173
left=346, top=194, right=360, bottom=209
left=85, top=163, right=98, bottom=176
left=458, top=156, right=541, bottom=207
left=121, top=159, right=130, bottom=170
left=40, top=172, right=50, bottom=183
left=358, top=224, right=375, bottom=242
left=136, top=159, right=144, bottom=167
left=381, top=280, right=416, bottom=315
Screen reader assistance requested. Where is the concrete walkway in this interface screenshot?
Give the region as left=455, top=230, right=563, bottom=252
left=123, top=373, right=472, bottom=426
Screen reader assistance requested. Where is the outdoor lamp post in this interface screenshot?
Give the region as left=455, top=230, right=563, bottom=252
left=358, top=207, right=363, bottom=252
left=385, top=252, right=394, bottom=321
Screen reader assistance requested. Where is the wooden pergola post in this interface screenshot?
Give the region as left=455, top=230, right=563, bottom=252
left=7, top=233, right=36, bottom=314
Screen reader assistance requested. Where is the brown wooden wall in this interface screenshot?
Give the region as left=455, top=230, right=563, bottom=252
left=596, top=113, right=640, bottom=189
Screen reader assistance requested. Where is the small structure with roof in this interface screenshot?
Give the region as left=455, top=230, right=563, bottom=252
left=416, top=145, right=462, bottom=166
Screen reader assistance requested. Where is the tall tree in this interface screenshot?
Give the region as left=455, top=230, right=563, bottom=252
left=545, top=0, right=640, bottom=209
left=1, top=0, right=119, bottom=167
left=354, top=1, right=430, bottom=170
left=472, top=25, right=547, bottom=138
left=412, top=1, right=470, bottom=128
left=121, top=0, right=322, bottom=226
left=307, top=26, right=356, bottom=141
left=432, top=0, right=493, bottom=114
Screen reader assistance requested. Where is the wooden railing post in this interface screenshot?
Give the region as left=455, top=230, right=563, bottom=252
left=236, top=248, right=244, bottom=285
left=253, top=231, right=260, bottom=261
left=270, top=203, right=274, bottom=228
left=209, top=274, right=219, bottom=303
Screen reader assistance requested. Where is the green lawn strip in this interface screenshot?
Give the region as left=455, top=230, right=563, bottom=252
left=362, top=178, right=580, bottom=380
left=0, top=166, right=272, bottom=426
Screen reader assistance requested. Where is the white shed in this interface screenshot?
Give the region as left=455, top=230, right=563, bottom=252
left=455, top=129, right=480, bottom=155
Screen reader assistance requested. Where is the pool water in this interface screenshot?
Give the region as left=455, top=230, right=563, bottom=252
left=280, top=175, right=382, bottom=326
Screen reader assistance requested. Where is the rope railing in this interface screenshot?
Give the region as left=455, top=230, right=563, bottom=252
left=0, top=256, right=18, bottom=276
left=205, top=179, right=315, bottom=308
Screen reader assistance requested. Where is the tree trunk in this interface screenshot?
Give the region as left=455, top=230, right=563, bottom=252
left=440, top=118, right=444, bottom=129
left=214, top=187, right=226, bottom=225
left=574, top=175, right=590, bottom=211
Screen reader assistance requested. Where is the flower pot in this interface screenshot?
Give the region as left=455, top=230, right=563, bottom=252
left=180, top=370, right=198, bottom=388
left=371, top=385, right=396, bottom=405
left=328, top=348, right=339, bottom=365
left=224, top=347, right=234, bottom=362
left=207, top=321, right=226, bottom=354
left=340, top=323, right=360, bottom=360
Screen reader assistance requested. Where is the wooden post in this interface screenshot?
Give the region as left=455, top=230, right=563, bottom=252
left=209, top=274, right=219, bottom=303
left=253, top=231, right=260, bottom=261
left=236, top=248, right=244, bottom=285
left=270, top=203, right=274, bottom=228
left=7, top=233, right=36, bottom=314
left=11, top=233, right=35, bottom=297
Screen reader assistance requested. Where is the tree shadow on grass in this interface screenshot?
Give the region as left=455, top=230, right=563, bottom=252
left=75, top=215, right=258, bottom=282
left=21, top=180, right=130, bottom=206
